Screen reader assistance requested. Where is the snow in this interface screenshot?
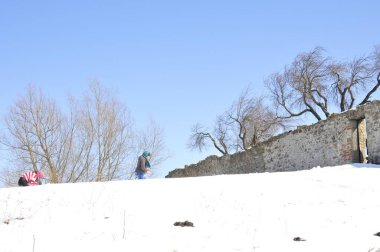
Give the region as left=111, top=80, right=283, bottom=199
left=1, top=164, right=380, bottom=252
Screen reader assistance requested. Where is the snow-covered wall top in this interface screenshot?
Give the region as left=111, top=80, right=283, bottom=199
left=166, top=101, right=380, bottom=178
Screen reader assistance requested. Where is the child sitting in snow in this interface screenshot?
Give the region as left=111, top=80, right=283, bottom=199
left=18, top=170, right=45, bottom=186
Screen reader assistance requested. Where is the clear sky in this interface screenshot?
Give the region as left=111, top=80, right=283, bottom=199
left=0, top=0, right=379, bottom=178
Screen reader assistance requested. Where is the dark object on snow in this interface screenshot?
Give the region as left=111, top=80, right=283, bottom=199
left=374, top=232, right=380, bottom=237
left=18, top=177, right=29, bottom=186
left=174, top=221, right=194, bottom=227
left=293, top=237, right=306, bottom=241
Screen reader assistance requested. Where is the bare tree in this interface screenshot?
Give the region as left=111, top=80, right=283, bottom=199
left=358, top=45, right=380, bottom=106
left=0, top=85, right=68, bottom=184
left=72, top=82, right=135, bottom=182
left=189, top=88, right=284, bottom=155
left=1, top=82, right=168, bottom=186
left=330, top=47, right=379, bottom=110
left=0, top=165, right=26, bottom=187
left=67, top=83, right=169, bottom=181
left=266, top=47, right=331, bottom=121
left=267, top=46, right=380, bottom=121
left=131, top=118, right=170, bottom=177
left=226, top=89, right=284, bottom=150
left=189, top=122, right=230, bottom=155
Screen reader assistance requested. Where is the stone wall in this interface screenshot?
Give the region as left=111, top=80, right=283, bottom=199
left=166, top=101, right=380, bottom=178
left=365, top=101, right=380, bottom=164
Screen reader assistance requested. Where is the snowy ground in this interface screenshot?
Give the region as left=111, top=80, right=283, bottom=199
left=1, top=164, right=380, bottom=252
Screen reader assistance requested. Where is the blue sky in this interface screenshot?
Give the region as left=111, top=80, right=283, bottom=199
left=0, top=0, right=379, bottom=178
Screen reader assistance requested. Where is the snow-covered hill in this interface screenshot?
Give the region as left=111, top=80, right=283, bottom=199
left=1, top=164, right=380, bottom=252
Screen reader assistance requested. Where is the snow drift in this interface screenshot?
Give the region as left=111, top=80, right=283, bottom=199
left=1, top=164, right=380, bottom=252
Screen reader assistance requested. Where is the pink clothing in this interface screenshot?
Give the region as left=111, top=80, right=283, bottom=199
left=22, top=171, right=38, bottom=186
left=37, top=170, right=45, bottom=179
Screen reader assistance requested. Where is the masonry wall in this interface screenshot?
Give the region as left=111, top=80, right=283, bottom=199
left=166, top=101, right=380, bottom=178
left=365, top=101, right=380, bottom=164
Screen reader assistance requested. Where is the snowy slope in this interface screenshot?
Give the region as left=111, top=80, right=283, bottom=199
left=1, top=164, right=380, bottom=252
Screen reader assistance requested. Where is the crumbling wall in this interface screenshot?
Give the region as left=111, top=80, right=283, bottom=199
left=166, top=101, right=380, bottom=178
left=365, top=101, right=380, bottom=164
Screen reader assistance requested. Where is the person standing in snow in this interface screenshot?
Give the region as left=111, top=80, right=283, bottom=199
left=18, top=170, right=45, bottom=186
left=135, top=151, right=152, bottom=179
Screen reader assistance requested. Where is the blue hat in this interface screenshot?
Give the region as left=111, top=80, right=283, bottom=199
left=142, top=151, right=150, bottom=157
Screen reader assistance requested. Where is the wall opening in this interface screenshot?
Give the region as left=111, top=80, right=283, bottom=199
left=356, top=118, right=367, bottom=163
